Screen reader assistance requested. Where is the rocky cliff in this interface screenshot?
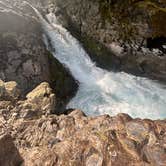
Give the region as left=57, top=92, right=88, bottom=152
left=0, top=0, right=78, bottom=113
left=44, top=0, right=166, bottom=83
left=0, top=80, right=165, bottom=166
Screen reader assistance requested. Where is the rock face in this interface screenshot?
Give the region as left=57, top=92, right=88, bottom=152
left=0, top=80, right=20, bottom=101
left=0, top=134, right=23, bottom=166
left=0, top=0, right=78, bottom=110
left=0, top=80, right=165, bottom=166
left=51, top=0, right=166, bottom=47
left=0, top=1, right=166, bottom=165
left=43, top=0, right=166, bottom=82
left=26, top=82, right=56, bottom=115
left=0, top=2, right=50, bottom=93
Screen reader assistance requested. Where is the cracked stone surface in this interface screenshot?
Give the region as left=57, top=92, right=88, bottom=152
left=0, top=80, right=165, bottom=166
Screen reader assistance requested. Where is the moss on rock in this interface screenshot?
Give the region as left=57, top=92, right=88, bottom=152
left=79, top=34, right=121, bottom=70
left=98, top=0, right=166, bottom=41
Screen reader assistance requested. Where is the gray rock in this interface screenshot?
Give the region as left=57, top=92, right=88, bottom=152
left=126, top=121, right=149, bottom=143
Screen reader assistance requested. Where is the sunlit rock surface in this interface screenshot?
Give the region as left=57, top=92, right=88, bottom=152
left=0, top=1, right=165, bottom=165
left=0, top=81, right=165, bottom=166
left=0, top=0, right=50, bottom=93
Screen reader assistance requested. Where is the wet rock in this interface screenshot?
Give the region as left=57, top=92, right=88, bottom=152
left=0, top=8, right=50, bottom=93
left=46, top=0, right=166, bottom=83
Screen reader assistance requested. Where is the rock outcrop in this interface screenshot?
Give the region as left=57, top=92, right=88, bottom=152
left=0, top=0, right=78, bottom=111
left=0, top=80, right=165, bottom=166
left=43, top=0, right=166, bottom=83
left=51, top=0, right=166, bottom=48
left=0, top=80, right=20, bottom=101
left=0, top=1, right=50, bottom=93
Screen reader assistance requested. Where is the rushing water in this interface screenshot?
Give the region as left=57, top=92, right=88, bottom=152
left=30, top=4, right=166, bottom=120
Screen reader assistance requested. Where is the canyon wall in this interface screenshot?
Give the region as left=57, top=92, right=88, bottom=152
left=44, top=0, right=166, bottom=82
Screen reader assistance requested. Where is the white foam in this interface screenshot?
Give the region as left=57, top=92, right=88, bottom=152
left=31, top=6, right=166, bottom=120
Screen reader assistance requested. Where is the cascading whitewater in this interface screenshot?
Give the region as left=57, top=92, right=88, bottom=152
left=29, top=3, right=166, bottom=120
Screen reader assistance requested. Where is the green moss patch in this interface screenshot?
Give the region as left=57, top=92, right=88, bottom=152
left=98, top=0, right=166, bottom=40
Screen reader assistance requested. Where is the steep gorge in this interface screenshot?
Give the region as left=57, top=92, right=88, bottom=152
left=0, top=1, right=166, bottom=165
left=43, top=0, right=166, bottom=82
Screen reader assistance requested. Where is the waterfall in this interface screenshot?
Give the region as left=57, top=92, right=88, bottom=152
left=28, top=3, right=166, bottom=120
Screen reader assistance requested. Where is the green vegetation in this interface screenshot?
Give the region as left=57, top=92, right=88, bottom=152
left=98, top=0, right=166, bottom=40
left=137, top=1, right=166, bottom=13
left=136, top=0, right=166, bottom=37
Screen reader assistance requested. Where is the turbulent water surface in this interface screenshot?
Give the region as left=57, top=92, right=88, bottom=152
left=31, top=5, right=166, bottom=120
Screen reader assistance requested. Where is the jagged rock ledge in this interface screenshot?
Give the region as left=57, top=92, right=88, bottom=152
left=0, top=80, right=165, bottom=166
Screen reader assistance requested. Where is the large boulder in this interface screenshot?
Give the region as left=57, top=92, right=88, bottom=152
left=26, top=82, right=56, bottom=114
left=12, top=82, right=56, bottom=120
